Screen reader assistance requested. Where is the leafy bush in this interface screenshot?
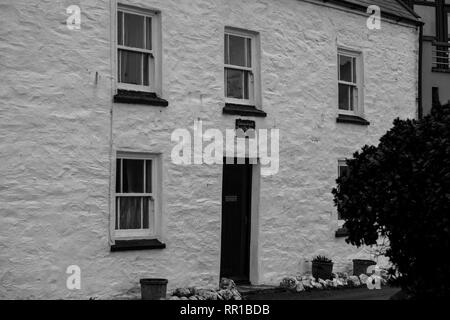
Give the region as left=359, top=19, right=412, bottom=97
left=332, top=104, right=450, bottom=298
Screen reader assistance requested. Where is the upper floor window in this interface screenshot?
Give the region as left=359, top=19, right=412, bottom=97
left=224, top=28, right=260, bottom=107
left=338, top=49, right=363, bottom=116
left=117, top=5, right=161, bottom=94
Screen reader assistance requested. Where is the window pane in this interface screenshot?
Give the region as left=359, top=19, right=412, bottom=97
left=116, top=159, right=121, bottom=193
left=145, top=160, right=152, bottom=193
left=143, top=196, right=154, bottom=229
left=228, top=35, right=246, bottom=67
left=124, top=12, right=144, bottom=48
left=115, top=197, right=119, bottom=229
left=123, top=159, right=144, bottom=193
left=339, top=165, right=349, bottom=177
left=338, top=83, right=350, bottom=110
left=224, top=34, right=229, bottom=64
left=143, top=54, right=149, bottom=86
left=146, top=17, right=152, bottom=50
left=118, top=197, right=142, bottom=229
left=118, top=11, right=123, bottom=45
left=339, top=55, right=353, bottom=82
left=244, top=70, right=249, bottom=99
left=447, top=12, right=450, bottom=38
left=119, top=50, right=143, bottom=85
left=246, top=38, right=252, bottom=68
left=352, top=57, right=357, bottom=82
left=350, top=86, right=356, bottom=111
left=226, top=68, right=244, bottom=99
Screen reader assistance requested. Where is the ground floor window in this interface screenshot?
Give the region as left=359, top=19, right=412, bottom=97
left=114, top=152, right=160, bottom=239
left=337, top=159, right=349, bottom=220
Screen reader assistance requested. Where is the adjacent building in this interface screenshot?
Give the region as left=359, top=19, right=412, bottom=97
left=0, top=0, right=420, bottom=299
left=408, top=0, right=450, bottom=115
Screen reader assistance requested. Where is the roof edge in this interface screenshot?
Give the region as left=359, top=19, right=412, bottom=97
left=317, top=0, right=423, bottom=26
left=395, top=0, right=422, bottom=19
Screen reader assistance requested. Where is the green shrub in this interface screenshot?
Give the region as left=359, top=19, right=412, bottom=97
left=332, top=104, right=450, bottom=298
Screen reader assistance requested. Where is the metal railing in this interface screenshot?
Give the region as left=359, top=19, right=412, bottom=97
left=432, top=41, right=450, bottom=70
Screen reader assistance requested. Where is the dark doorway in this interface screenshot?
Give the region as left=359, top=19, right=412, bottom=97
left=220, top=159, right=252, bottom=284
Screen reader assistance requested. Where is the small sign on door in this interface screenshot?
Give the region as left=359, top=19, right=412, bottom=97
left=225, top=195, right=238, bottom=202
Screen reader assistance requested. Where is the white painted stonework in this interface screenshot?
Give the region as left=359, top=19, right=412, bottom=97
left=0, top=0, right=418, bottom=299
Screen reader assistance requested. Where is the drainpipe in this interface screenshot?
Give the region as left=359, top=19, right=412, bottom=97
left=418, top=23, right=423, bottom=119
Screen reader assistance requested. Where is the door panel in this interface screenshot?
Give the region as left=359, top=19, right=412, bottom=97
left=220, top=159, right=252, bottom=284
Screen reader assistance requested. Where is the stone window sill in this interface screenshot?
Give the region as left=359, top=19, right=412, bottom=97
left=336, top=114, right=370, bottom=126
left=110, top=239, right=166, bottom=252
left=335, top=227, right=349, bottom=238
left=114, top=89, right=169, bottom=107
left=223, top=103, right=267, bottom=117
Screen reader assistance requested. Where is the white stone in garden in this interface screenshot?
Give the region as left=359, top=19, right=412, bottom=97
left=319, top=279, right=328, bottom=287
left=220, top=278, right=236, bottom=290
left=348, top=276, right=361, bottom=286
left=327, top=279, right=335, bottom=288
left=295, top=282, right=305, bottom=292
left=359, top=274, right=369, bottom=284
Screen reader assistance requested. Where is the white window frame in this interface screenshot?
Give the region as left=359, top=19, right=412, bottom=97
left=224, top=27, right=261, bottom=107
left=114, top=4, right=162, bottom=95
left=337, top=48, right=364, bottom=116
left=337, top=159, right=349, bottom=225
left=112, top=151, right=162, bottom=240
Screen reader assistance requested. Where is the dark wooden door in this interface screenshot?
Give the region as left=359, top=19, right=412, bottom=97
left=220, top=159, right=252, bottom=284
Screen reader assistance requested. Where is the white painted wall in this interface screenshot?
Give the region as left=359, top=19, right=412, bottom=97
left=0, top=0, right=418, bottom=299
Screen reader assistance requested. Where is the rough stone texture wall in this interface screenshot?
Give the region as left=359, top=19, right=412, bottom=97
left=0, top=0, right=418, bottom=299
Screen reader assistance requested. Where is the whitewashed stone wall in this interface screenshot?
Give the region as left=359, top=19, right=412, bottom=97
left=0, top=0, right=418, bottom=299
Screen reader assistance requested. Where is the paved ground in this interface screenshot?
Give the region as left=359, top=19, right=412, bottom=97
left=243, top=287, right=401, bottom=300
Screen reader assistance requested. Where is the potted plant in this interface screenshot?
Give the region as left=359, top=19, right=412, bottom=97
left=352, top=259, right=376, bottom=276
left=312, top=255, right=333, bottom=280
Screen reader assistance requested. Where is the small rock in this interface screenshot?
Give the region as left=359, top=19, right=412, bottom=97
left=311, top=280, right=323, bottom=289
left=336, top=272, right=348, bottom=280
left=220, top=278, right=236, bottom=290
left=318, top=278, right=328, bottom=288
left=295, top=282, right=305, bottom=292
left=180, top=296, right=188, bottom=300
left=196, top=289, right=218, bottom=300
left=189, top=296, right=198, bottom=300
left=280, top=277, right=297, bottom=290
left=302, top=278, right=313, bottom=289
left=217, top=289, right=233, bottom=300
left=173, top=288, right=192, bottom=298
left=326, top=279, right=335, bottom=288
left=359, top=274, right=369, bottom=285
left=348, top=276, right=361, bottom=287
left=230, top=289, right=242, bottom=300
left=334, top=278, right=344, bottom=287
left=233, top=294, right=242, bottom=300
